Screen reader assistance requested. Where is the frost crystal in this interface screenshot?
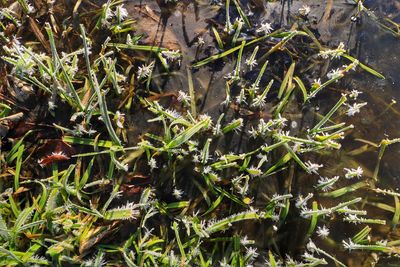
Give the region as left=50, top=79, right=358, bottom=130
left=137, top=61, right=155, bottom=79
left=344, top=166, right=363, bottom=179
left=305, top=161, right=323, bottom=174
left=316, top=225, right=330, bottom=238
left=148, top=158, right=157, bottom=170
left=299, top=5, right=311, bottom=16
left=346, top=102, right=367, bottom=116
left=256, top=22, right=273, bottom=35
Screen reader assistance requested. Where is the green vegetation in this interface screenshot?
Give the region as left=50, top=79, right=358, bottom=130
left=0, top=0, right=399, bottom=266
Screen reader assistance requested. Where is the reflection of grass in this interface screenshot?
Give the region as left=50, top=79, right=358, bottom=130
left=0, top=0, right=399, bottom=266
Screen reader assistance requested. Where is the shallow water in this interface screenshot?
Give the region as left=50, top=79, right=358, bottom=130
left=123, top=0, right=400, bottom=265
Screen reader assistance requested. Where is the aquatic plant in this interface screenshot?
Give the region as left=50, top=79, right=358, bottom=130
left=0, top=0, right=399, bottom=266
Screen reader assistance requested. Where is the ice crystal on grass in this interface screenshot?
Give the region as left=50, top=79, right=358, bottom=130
left=316, top=225, right=330, bottom=239
left=165, top=109, right=182, bottom=120
left=240, top=235, right=254, bottom=246
left=327, top=68, right=343, bottom=79
left=137, top=61, right=155, bottom=79
left=114, top=111, right=125, bottom=129
left=247, top=166, right=262, bottom=177
left=256, top=22, right=273, bottom=35
left=104, top=202, right=139, bottom=220
left=177, top=90, right=190, bottom=104
left=100, top=3, right=114, bottom=26
left=315, top=176, right=339, bottom=191
left=306, top=239, right=317, bottom=253
left=115, top=4, right=128, bottom=21
left=342, top=239, right=356, bottom=251
left=245, top=58, right=257, bottom=69
left=346, top=102, right=367, bottom=116
left=83, top=252, right=106, bottom=267
left=148, top=158, right=157, bottom=170
left=173, top=188, right=184, bottom=199
left=235, top=88, right=247, bottom=104
left=305, top=161, right=323, bottom=174
left=271, top=194, right=293, bottom=204
left=245, top=247, right=259, bottom=262
left=344, top=166, right=363, bottom=179
left=196, top=37, right=205, bottom=46
left=349, top=89, right=362, bottom=99
left=295, top=193, right=314, bottom=208
left=161, top=50, right=181, bottom=63
left=319, top=42, right=345, bottom=59
left=299, top=5, right=311, bottom=16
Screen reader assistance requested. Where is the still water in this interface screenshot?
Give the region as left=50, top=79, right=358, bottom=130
left=124, top=0, right=400, bottom=265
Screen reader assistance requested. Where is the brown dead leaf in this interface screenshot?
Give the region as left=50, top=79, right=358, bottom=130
left=28, top=17, right=51, bottom=53
left=13, top=186, right=30, bottom=195
left=79, top=222, right=119, bottom=255
left=126, top=5, right=181, bottom=51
